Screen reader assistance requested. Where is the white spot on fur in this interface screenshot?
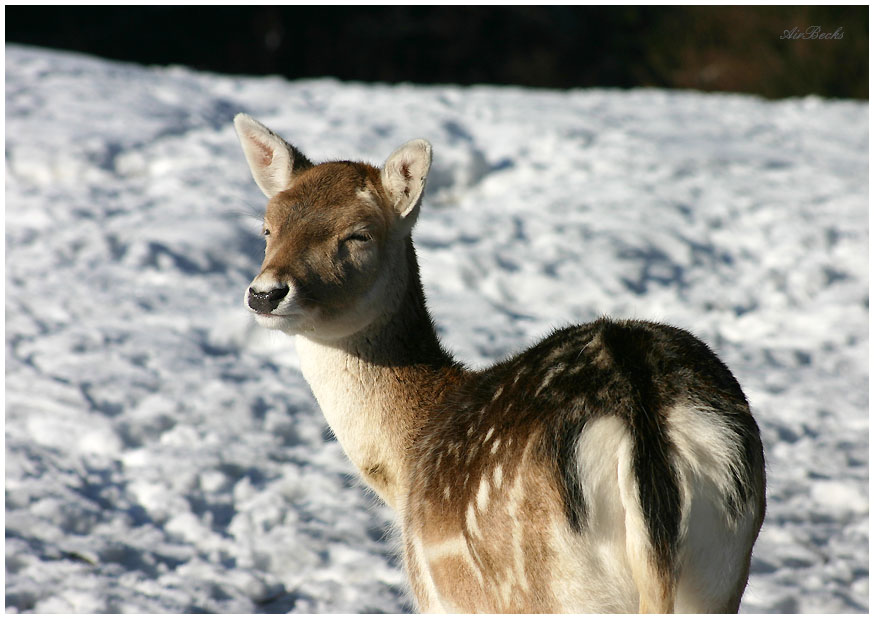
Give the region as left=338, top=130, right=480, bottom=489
left=535, top=362, right=567, bottom=396
left=421, top=536, right=485, bottom=593
left=490, top=437, right=502, bottom=454
left=466, top=501, right=482, bottom=538
left=506, top=470, right=530, bottom=592
left=497, top=571, right=514, bottom=606
left=476, top=476, right=491, bottom=512
left=423, top=534, right=468, bottom=560
left=492, top=385, right=504, bottom=401
left=484, top=427, right=495, bottom=442
left=493, top=464, right=504, bottom=488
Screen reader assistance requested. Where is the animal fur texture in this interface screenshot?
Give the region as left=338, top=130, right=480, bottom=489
left=233, top=113, right=766, bottom=613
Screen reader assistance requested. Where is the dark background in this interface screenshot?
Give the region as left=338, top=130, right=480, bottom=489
left=6, top=5, right=868, bottom=99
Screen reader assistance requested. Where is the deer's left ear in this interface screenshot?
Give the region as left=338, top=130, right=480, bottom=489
left=381, top=139, right=432, bottom=226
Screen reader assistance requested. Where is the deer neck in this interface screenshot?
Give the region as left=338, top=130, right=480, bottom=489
left=294, top=240, right=464, bottom=510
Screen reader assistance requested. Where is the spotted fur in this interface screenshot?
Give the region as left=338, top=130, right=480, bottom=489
left=233, top=114, right=766, bottom=613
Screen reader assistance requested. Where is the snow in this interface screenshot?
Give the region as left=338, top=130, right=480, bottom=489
left=5, top=44, right=868, bottom=613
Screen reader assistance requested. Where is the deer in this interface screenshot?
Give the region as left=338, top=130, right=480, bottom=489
left=232, top=113, right=766, bottom=613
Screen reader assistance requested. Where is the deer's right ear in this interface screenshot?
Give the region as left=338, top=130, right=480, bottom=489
left=234, top=113, right=313, bottom=198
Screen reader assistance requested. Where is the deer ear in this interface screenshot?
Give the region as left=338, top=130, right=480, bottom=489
left=234, top=113, right=313, bottom=198
left=381, top=139, right=432, bottom=224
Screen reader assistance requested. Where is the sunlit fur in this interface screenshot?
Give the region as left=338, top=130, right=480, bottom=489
left=233, top=114, right=766, bottom=613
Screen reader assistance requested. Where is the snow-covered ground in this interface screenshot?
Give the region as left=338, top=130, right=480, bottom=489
left=5, top=44, right=868, bottom=613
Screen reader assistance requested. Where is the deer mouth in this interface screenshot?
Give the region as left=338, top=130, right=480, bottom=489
left=250, top=305, right=310, bottom=331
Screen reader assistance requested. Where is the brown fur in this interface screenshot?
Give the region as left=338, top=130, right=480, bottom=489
left=234, top=118, right=766, bottom=614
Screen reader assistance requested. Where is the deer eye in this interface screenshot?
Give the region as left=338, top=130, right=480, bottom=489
left=263, top=227, right=271, bottom=237
left=343, top=231, right=373, bottom=244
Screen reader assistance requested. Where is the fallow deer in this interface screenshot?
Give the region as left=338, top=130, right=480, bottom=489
left=233, top=113, right=766, bottom=613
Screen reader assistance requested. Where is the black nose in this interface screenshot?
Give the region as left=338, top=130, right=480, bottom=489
left=248, top=285, right=290, bottom=313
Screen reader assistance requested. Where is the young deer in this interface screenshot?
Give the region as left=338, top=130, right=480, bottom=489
left=233, top=114, right=766, bottom=613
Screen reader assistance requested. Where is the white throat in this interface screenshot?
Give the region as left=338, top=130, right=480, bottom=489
left=294, top=331, right=409, bottom=509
